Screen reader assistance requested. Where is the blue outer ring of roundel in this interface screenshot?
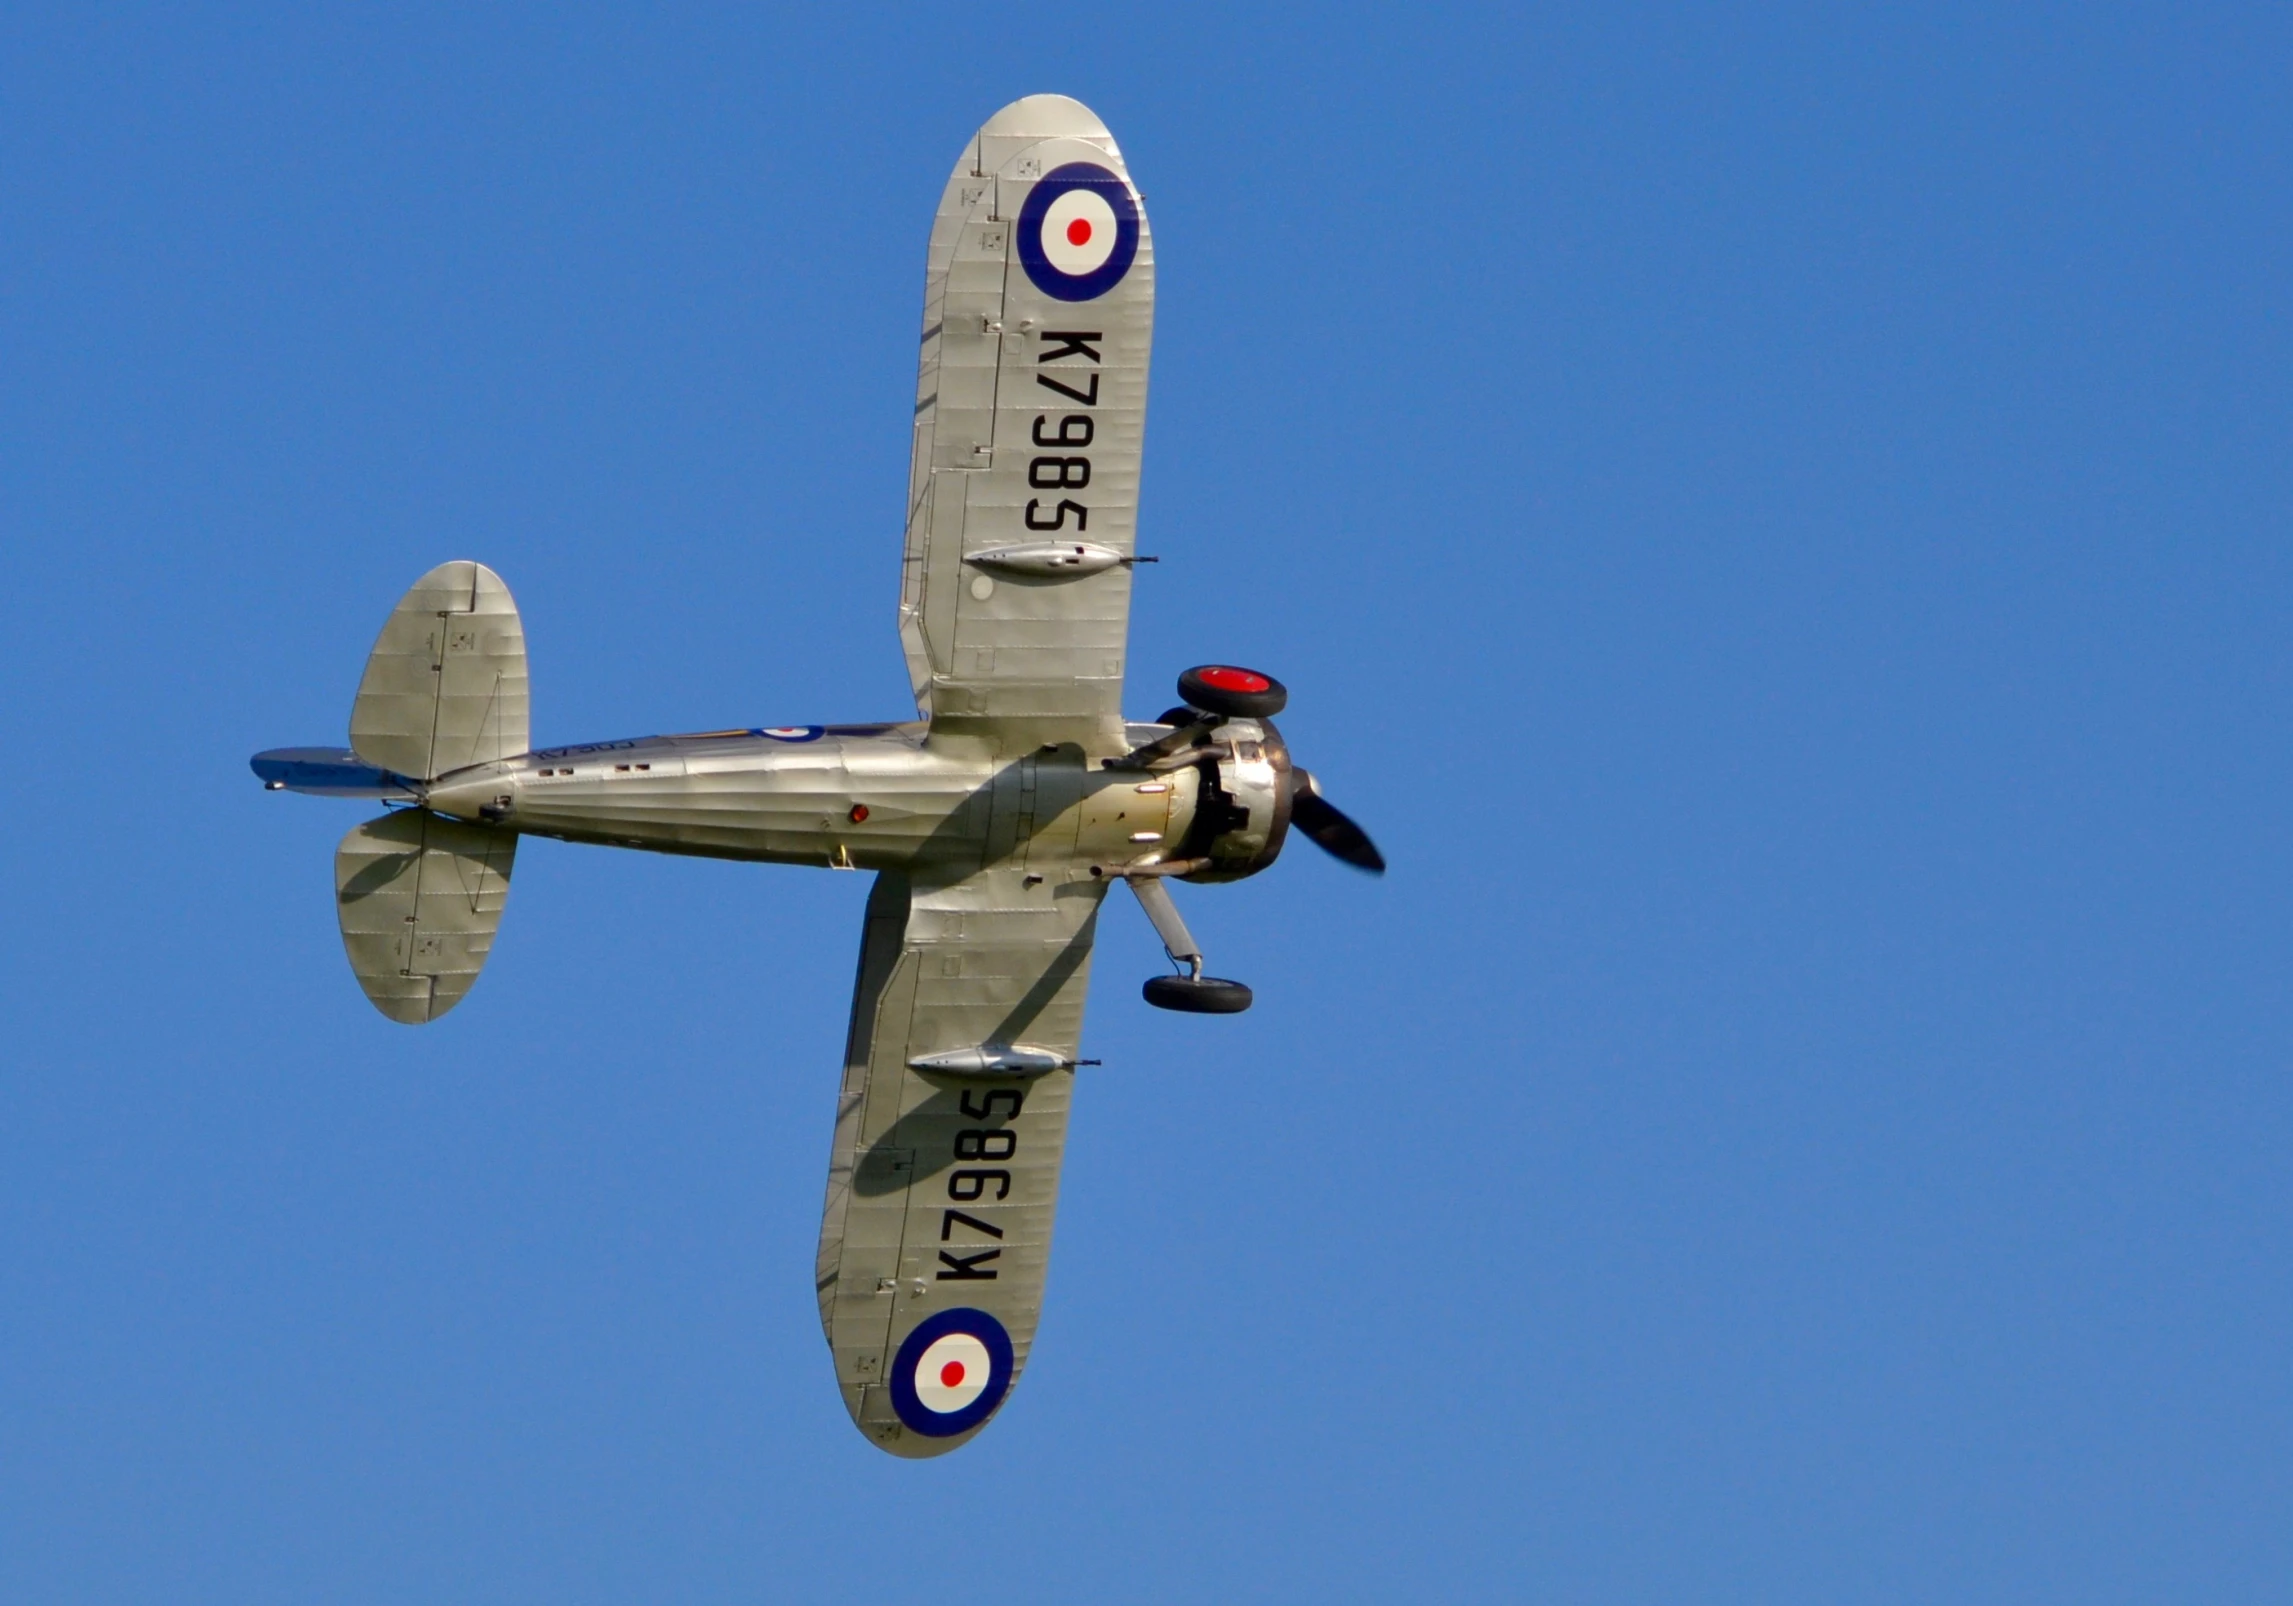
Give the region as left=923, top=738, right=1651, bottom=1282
left=756, top=726, right=823, bottom=742
left=1017, top=162, right=1140, bottom=303
left=888, top=1307, right=1015, bottom=1437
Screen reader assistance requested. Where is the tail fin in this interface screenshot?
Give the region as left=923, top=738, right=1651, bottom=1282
left=349, top=561, right=529, bottom=783
left=336, top=810, right=516, bottom=1024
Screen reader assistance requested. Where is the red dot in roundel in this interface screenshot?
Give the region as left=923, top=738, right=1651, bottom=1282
left=940, top=1360, right=967, bottom=1388
left=1066, top=217, right=1094, bottom=247
left=1200, top=666, right=1271, bottom=693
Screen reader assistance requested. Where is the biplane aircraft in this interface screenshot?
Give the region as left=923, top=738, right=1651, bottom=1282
left=252, top=95, right=1382, bottom=1456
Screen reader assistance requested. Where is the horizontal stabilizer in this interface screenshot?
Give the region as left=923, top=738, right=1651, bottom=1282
left=350, top=561, right=529, bottom=783
left=251, top=747, right=418, bottom=799
left=336, top=810, right=515, bottom=1024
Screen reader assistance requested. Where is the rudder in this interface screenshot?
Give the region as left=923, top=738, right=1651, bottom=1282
left=349, top=561, right=529, bottom=783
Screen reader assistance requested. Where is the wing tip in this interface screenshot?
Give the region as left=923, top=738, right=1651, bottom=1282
left=976, top=93, right=1111, bottom=143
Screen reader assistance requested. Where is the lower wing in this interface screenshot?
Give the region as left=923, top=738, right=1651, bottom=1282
left=813, top=864, right=1106, bottom=1456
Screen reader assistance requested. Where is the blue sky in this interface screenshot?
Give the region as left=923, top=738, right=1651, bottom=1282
left=2, top=5, right=2288, bottom=1601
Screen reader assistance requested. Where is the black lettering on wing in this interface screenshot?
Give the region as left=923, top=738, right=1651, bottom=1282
left=1036, top=371, right=1100, bottom=406
left=1033, top=414, right=1094, bottom=448
left=1024, top=499, right=1088, bottom=531
left=941, top=1209, right=1005, bottom=1241
left=1037, top=331, right=1103, bottom=364
left=936, top=1248, right=1001, bottom=1281
left=954, top=1128, right=1019, bottom=1161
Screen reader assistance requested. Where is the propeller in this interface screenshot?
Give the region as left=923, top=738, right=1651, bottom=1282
left=1287, top=767, right=1385, bottom=874
left=1124, top=667, right=1384, bottom=1013
left=1148, top=664, right=1387, bottom=879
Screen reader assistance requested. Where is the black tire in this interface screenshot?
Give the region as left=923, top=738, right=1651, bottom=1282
left=1154, top=706, right=1203, bottom=729
left=1143, top=974, right=1255, bottom=1014
left=1176, top=665, right=1287, bottom=721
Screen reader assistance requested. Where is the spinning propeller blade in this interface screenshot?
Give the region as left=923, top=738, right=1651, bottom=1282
left=1288, top=769, right=1385, bottom=874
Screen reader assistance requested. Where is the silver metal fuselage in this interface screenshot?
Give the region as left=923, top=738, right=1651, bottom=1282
left=250, top=94, right=1382, bottom=1460
left=422, top=723, right=1206, bottom=878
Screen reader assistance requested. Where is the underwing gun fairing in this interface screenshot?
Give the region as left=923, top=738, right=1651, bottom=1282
left=252, top=95, right=1381, bottom=1457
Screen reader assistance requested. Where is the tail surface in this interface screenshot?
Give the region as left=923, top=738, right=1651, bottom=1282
left=336, top=808, right=516, bottom=1024
left=350, top=560, right=529, bottom=783
left=331, top=559, right=527, bottom=1024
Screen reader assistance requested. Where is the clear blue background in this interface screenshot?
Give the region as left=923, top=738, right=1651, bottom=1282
left=3, top=6, right=2286, bottom=1601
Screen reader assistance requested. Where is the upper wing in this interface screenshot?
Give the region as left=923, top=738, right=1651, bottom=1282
left=900, top=95, right=1155, bottom=753
left=814, top=860, right=1107, bottom=1457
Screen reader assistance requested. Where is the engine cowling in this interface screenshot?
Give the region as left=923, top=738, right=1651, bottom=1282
left=1135, top=663, right=1382, bottom=882
left=1170, top=717, right=1294, bottom=883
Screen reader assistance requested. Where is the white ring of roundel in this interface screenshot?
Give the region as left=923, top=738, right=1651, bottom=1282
left=1039, top=188, right=1119, bottom=277
left=913, top=1332, right=993, bottom=1413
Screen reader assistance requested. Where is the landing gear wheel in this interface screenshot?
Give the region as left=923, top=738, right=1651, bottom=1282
left=1143, top=974, right=1255, bottom=1014
left=1176, top=665, right=1287, bottom=721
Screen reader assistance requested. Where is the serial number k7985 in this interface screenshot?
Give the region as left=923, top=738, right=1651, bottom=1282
left=1024, top=330, right=1102, bottom=535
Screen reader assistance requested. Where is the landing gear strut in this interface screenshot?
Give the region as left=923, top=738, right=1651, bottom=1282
left=1123, top=875, right=1254, bottom=1014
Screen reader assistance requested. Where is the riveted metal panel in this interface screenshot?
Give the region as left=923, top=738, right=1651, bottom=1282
left=899, top=98, right=1152, bottom=757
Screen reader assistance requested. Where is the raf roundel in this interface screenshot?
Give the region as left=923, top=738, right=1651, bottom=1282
left=1017, top=162, right=1140, bottom=302
left=888, top=1307, right=1015, bottom=1437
